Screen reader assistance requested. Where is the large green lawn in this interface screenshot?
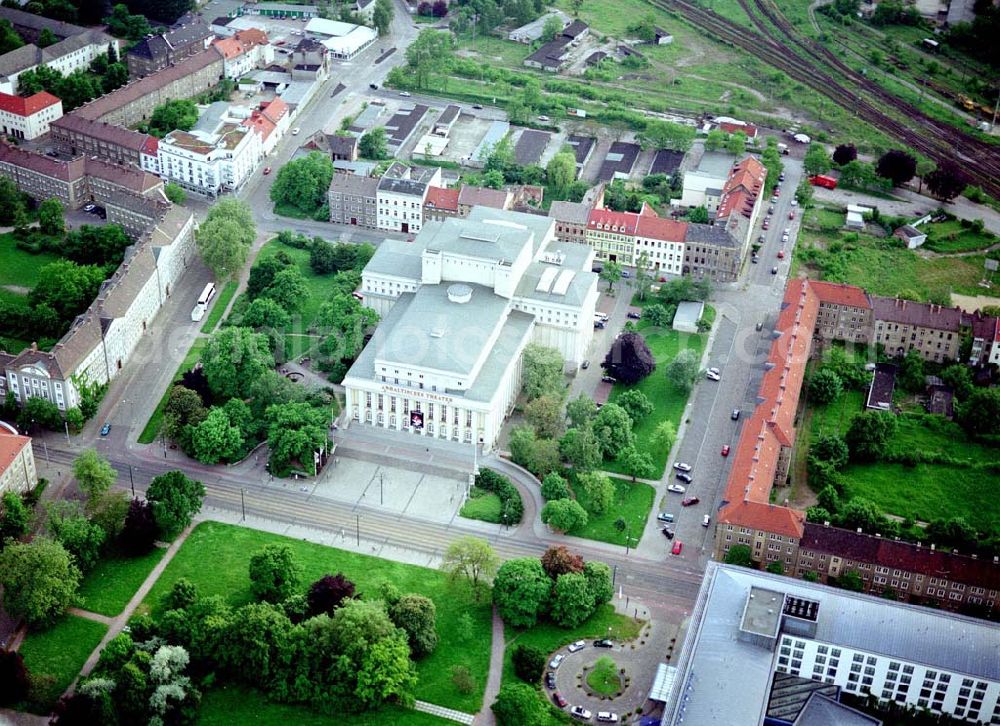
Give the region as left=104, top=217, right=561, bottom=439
left=77, top=547, right=167, bottom=617
left=0, top=231, right=59, bottom=291
left=137, top=338, right=208, bottom=444
left=568, top=476, right=655, bottom=547
left=140, top=521, right=493, bottom=713
left=459, top=486, right=504, bottom=523
left=199, top=684, right=450, bottom=726
left=802, top=392, right=1000, bottom=530
left=921, top=219, right=996, bottom=254
left=604, top=326, right=707, bottom=478
left=17, top=615, right=107, bottom=713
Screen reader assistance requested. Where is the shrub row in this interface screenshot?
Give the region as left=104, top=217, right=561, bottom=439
left=475, top=468, right=524, bottom=524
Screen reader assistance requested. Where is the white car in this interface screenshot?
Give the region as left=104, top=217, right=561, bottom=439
left=399, top=91, right=412, bottom=97
left=549, top=654, right=565, bottom=669
left=571, top=706, right=593, bottom=720
left=708, top=367, right=720, bottom=375
left=673, top=462, right=692, bottom=472
left=291, top=127, right=301, bottom=135
left=702, top=514, right=711, bottom=527
left=538, top=114, right=551, bottom=122
left=706, top=371, right=721, bottom=381
left=791, top=199, right=798, bottom=206
left=597, top=714, right=620, bottom=724
left=567, top=640, right=586, bottom=653
left=667, top=484, right=686, bottom=494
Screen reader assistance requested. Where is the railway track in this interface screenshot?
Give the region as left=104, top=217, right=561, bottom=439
left=650, top=0, right=1000, bottom=199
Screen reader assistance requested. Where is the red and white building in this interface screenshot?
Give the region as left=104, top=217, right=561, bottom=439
left=0, top=90, right=62, bottom=140
left=0, top=420, right=35, bottom=494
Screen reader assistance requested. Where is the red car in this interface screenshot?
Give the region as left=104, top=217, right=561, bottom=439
left=721, top=444, right=731, bottom=456
left=681, top=497, right=700, bottom=507
left=789, top=210, right=795, bottom=220
left=774, top=188, right=780, bottom=197
left=263, top=167, right=272, bottom=175
left=553, top=692, right=568, bottom=708
left=777, top=250, right=785, bottom=259
left=672, top=540, right=683, bottom=555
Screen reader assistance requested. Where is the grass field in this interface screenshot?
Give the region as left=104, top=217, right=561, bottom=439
left=921, top=220, right=997, bottom=254
left=77, top=547, right=167, bottom=617
left=604, top=327, right=707, bottom=478
left=136, top=338, right=208, bottom=444
left=140, top=522, right=493, bottom=713
left=199, top=685, right=450, bottom=726
left=0, top=231, right=59, bottom=291
left=459, top=486, right=503, bottom=523
left=200, top=281, right=238, bottom=334
left=801, top=391, right=1000, bottom=529
left=568, top=476, right=655, bottom=546
left=17, top=615, right=107, bottom=713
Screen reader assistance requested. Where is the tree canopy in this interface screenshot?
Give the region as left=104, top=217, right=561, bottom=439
left=146, top=471, right=205, bottom=537
left=602, top=331, right=655, bottom=385
left=492, top=558, right=551, bottom=628
left=845, top=411, right=897, bottom=461
left=201, top=327, right=275, bottom=400
left=665, top=348, right=700, bottom=392
left=196, top=198, right=256, bottom=281
left=148, top=99, right=198, bottom=136
left=521, top=344, right=565, bottom=400
left=875, top=149, right=917, bottom=187
left=0, top=538, right=81, bottom=628
left=270, top=152, right=335, bottom=216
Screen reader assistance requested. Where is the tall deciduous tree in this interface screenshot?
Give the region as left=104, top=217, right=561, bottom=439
left=440, top=536, right=499, bottom=598
left=832, top=144, right=857, bottom=165
left=591, top=403, right=634, bottom=458
left=576, top=471, right=615, bottom=515
left=358, top=127, right=388, bottom=160
left=724, top=544, right=754, bottom=567
left=957, top=387, right=1000, bottom=438
left=38, top=198, right=65, bottom=236
left=492, top=558, right=551, bottom=627
left=265, top=402, right=329, bottom=475
left=665, top=348, right=700, bottom=392
left=389, top=594, right=438, bottom=658
left=550, top=572, right=595, bottom=627
left=845, top=411, right=897, bottom=461
left=196, top=199, right=256, bottom=281
left=875, top=149, right=917, bottom=187
left=558, top=426, right=602, bottom=472
left=809, top=368, right=843, bottom=404
left=602, top=331, right=655, bottom=384
left=599, top=260, right=623, bottom=293
left=120, top=498, right=157, bottom=554
left=73, top=449, right=116, bottom=503
left=803, top=143, right=831, bottom=176
left=541, top=498, right=588, bottom=534
left=565, top=394, right=597, bottom=429
left=492, top=682, right=545, bottom=726
left=540, top=545, right=584, bottom=579
left=520, top=344, right=565, bottom=401
left=924, top=161, right=969, bottom=201
left=546, top=151, right=576, bottom=192
left=619, top=446, right=655, bottom=481
left=307, top=573, right=355, bottom=617
left=373, top=0, right=394, bottom=35
left=145, top=471, right=205, bottom=537
left=0, top=538, right=80, bottom=628
left=0, top=490, right=30, bottom=543
left=248, top=544, right=302, bottom=603
left=191, top=407, right=243, bottom=464
left=201, top=326, right=275, bottom=400
left=615, top=389, right=653, bottom=422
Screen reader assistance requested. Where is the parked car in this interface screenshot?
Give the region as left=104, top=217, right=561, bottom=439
left=708, top=367, right=720, bottom=375
left=581, top=360, right=590, bottom=369
left=702, top=514, right=711, bottom=527
left=770, top=195, right=778, bottom=204
left=771, top=266, right=779, bottom=275
left=621, top=269, right=631, bottom=278
left=762, top=219, right=770, bottom=230
left=83, top=203, right=96, bottom=212
left=756, top=321, right=764, bottom=331
left=681, top=497, right=700, bottom=507
left=553, top=692, right=568, bottom=708
left=661, top=527, right=674, bottom=539
left=593, top=639, right=614, bottom=648
left=721, top=444, right=731, bottom=456
left=597, top=713, right=620, bottom=723
left=706, top=371, right=721, bottom=381
left=767, top=205, right=775, bottom=215
left=399, top=91, right=412, bottom=97
left=369, top=83, right=379, bottom=89
left=789, top=210, right=796, bottom=219
left=292, top=127, right=301, bottom=135
left=626, top=311, right=641, bottom=320
left=675, top=472, right=692, bottom=484
left=568, top=640, right=586, bottom=653
left=594, top=320, right=606, bottom=329
left=777, top=249, right=785, bottom=258
left=732, top=409, right=741, bottom=420
left=538, top=115, right=551, bottom=122
left=571, top=706, right=593, bottom=720
left=791, top=199, right=798, bottom=206
left=671, top=540, right=683, bottom=555
left=673, top=462, right=692, bottom=472
left=778, top=172, right=785, bottom=182
left=752, top=255, right=759, bottom=264
left=657, top=512, right=675, bottom=523
left=774, top=187, right=781, bottom=197
left=545, top=672, right=557, bottom=689
left=667, top=483, right=686, bottom=494
left=601, top=375, right=616, bottom=383
left=550, top=654, right=565, bottom=669
left=100, top=422, right=111, bottom=436
left=472, top=104, right=483, bottom=109
left=263, top=167, right=272, bottom=175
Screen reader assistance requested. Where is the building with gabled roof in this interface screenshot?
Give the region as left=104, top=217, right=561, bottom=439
left=872, top=296, right=963, bottom=362
left=0, top=422, right=35, bottom=495
left=0, top=28, right=118, bottom=95
left=376, top=162, right=441, bottom=234
left=0, top=90, right=61, bottom=139
left=548, top=200, right=591, bottom=245
left=127, top=14, right=213, bottom=78
left=423, top=185, right=460, bottom=221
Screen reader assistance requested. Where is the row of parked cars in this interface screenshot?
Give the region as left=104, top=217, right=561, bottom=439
left=546, top=641, right=620, bottom=722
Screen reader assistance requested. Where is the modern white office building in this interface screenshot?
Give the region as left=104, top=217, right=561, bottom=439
left=663, top=563, right=1000, bottom=726
left=343, top=208, right=599, bottom=449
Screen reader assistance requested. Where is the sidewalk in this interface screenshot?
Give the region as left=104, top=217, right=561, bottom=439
left=472, top=607, right=505, bottom=726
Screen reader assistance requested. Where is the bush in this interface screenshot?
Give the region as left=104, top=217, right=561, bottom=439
left=512, top=644, right=547, bottom=682
left=475, top=468, right=524, bottom=524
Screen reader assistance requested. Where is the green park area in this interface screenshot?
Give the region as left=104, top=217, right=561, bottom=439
left=16, top=615, right=108, bottom=713
left=141, top=522, right=494, bottom=715
left=200, top=280, right=238, bottom=334
left=136, top=338, right=207, bottom=444
left=76, top=547, right=167, bottom=617
left=568, top=475, right=655, bottom=547
left=0, top=231, right=60, bottom=351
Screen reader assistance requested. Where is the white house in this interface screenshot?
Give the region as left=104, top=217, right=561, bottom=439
left=676, top=151, right=734, bottom=209
left=345, top=208, right=599, bottom=449
left=0, top=90, right=62, bottom=140
left=376, top=162, right=442, bottom=234
left=0, top=30, right=119, bottom=94
left=212, top=29, right=274, bottom=80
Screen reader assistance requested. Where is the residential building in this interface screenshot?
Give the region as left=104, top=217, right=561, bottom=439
left=664, top=563, right=1000, bottom=726
left=717, top=118, right=759, bottom=140
left=585, top=207, right=641, bottom=265
left=682, top=223, right=741, bottom=282
left=49, top=115, right=160, bottom=172
left=1, top=205, right=196, bottom=411
left=158, top=109, right=263, bottom=196
left=329, top=133, right=359, bottom=162
left=423, top=185, right=460, bottom=222
left=376, top=162, right=441, bottom=234
left=328, top=172, right=378, bottom=228
left=0, top=421, right=35, bottom=494
left=0, top=90, right=61, bottom=139
left=212, top=29, right=275, bottom=80
left=345, top=208, right=599, bottom=448
left=634, top=215, right=686, bottom=276
left=243, top=3, right=319, bottom=18
left=676, top=151, right=734, bottom=209
left=548, top=200, right=591, bottom=245
left=457, top=186, right=512, bottom=217
left=964, top=311, right=1000, bottom=366
left=73, top=48, right=225, bottom=129
left=291, top=37, right=331, bottom=82
left=715, top=155, right=767, bottom=252
left=524, top=36, right=573, bottom=72
left=355, top=0, right=376, bottom=21
left=241, top=97, right=289, bottom=156
left=872, top=297, right=962, bottom=362
left=810, top=280, right=873, bottom=344
left=127, top=15, right=213, bottom=78
left=0, top=7, right=90, bottom=44
left=0, top=24, right=117, bottom=95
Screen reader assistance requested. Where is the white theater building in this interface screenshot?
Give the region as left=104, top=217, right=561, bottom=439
left=343, top=208, right=599, bottom=449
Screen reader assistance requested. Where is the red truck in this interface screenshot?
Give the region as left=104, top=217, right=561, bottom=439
left=809, top=174, right=838, bottom=189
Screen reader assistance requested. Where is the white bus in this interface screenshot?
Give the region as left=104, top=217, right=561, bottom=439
left=191, top=282, right=216, bottom=322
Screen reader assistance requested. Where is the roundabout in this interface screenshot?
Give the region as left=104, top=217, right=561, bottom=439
left=583, top=656, right=628, bottom=699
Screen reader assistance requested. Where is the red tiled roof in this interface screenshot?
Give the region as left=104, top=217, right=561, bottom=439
left=0, top=140, right=73, bottom=180
left=0, top=425, right=30, bottom=478
left=141, top=135, right=158, bottom=156
left=717, top=156, right=766, bottom=220
left=425, top=185, right=459, bottom=211
left=261, top=97, right=287, bottom=124
left=809, top=280, right=871, bottom=309
left=719, top=120, right=758, bottom=138
left=634, top=214, right=687, bottom=242
left=234, top=28, right=268, bottom=50
left=587, top=207, right=640, bottom=234
left=718, top=501, right=804, bottom=539
left=0, top=90, right=60, bottom=116
left=212, top=37, right=243, bottom=60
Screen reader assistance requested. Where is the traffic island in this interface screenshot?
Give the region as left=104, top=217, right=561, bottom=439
left=579, top=655, right=630, bottom=700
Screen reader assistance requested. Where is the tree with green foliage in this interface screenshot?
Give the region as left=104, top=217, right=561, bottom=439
left=29, top=260, right=105, bottom=322
left=45, top=502, right=106, bottom=573
left=724, top=544, right=754, bottom=567
left=704, top=129, right=726, bottom=151
left=652, top=419, right=676, bottom=454
left=0, top=490, right=29, bottom=543
left=837, top=569, right=864, bottom=592
left=261, top=266, right=308, bottom=313
left=359, top=127, right=389, bottom=160
left=73, top=449, right=116, bottom=503
left=665, top=348, right=700, bottom=392
left=812, top=434, right=849, bottom=469
left=404, top=28, right=453, bottom=87
left=803, top=143, right=831, bottom=176
left=440, top=536, right=498, bottom=599
left=565, top=394, right=597, bottom=429
left=0, top=537, right=80, bottom=628
left=766, top=560, right=784, bottom=575
left=148, top=99, right=199, bottom=136
left=492, top=682, right=546, bottom=726
left=591, top=403, right=634, bottom=458
left=196, top=198, right=256, bottom=281
left=242, top=297, right=292, bottom=330
left=0, top=20, right=22, bottom=54
left=248, top=544, right=302, bottom=603
left=163, top=385, right=207, bottom=452
left=265, top=402, right=329, bottom=475
left=897, top=348, right=925, bottom=393
left=583, top=560, right=613, bottom=606
left=373, top=0, right=394, bottom=35
left=524, top=394, right=563, bottom=439
left=541, top=14, right=563, bottom=41
left=540, top=472, right=571, bottom=501
left=599, top=260, right=623, bottom=293
left=315, top=292, right=380, bottom=368
left=809, top=368, right=843, bottom=405
left=845, top=410, right=897, bottom=461
left=493, top=557, right=551, bottom=628
left=37, top=198, right=64, bottom=236
left=541, top=498, right=588, bottom=534
left=616, top=389, right=653, bottom=422
left=164, top=182, right=187, bottom=205
left=639, top=118, right=695, bottom=151
left=550, top=572, right=594, bottom=627
left=520, top=344, right=564, bottom=401
left=956, top=387, right=1000, bottom=439
left=191, top=407, right=243, bottom=464
left=389, top=594, right=438, bottom=658
left=270, top=151, right=334, bottom=216
left=725, top=131, right=747, bottom=156
left=512, top=644, right=547, bottom=682
left=201, top=326, right=274, bottom=400
left=940, top=364, right=973, bottom=401
left=795, top=178, right=814, bottom=207
left=546, top=151, right=577, bottom=192
left=104, top=4, right=152, bottom=39
left=558, top=426, right=602, bottom=472
left=17, top=396, right=62, bottom=433
left=146, top=471, right=205, bottom=537
left=619, top=446, right=655, bottom=481
left=576, top=471, right=615, bottom=515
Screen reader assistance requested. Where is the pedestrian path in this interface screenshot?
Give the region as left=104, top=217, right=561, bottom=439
left=67, top=608, right=111, bottom=625
left=473, top=607, right=506, bottom=726
left=414, top=700, right=476, bottom=724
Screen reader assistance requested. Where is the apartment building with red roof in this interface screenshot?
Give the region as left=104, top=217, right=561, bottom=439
left=0, top=422, right=35, bottom=495
left=423, top=186, right=460, bottom=221
left=0, top=90, right=61, bottom=139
